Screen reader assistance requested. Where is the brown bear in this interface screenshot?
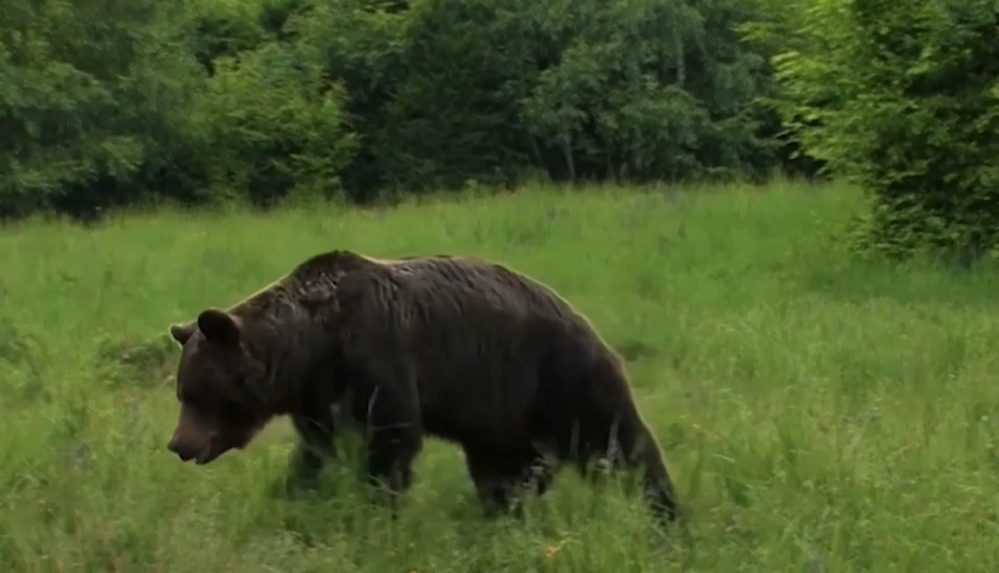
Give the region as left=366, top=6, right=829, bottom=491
left=166, top=250, right=678, bottom=525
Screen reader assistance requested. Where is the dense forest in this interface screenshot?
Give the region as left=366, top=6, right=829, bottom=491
left=1, top=0, right=996, bottom=257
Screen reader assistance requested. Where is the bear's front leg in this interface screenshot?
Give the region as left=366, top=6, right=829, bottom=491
left=288, top=401, right=338, bottom=489
left=360, top=382, right=423, bottom=512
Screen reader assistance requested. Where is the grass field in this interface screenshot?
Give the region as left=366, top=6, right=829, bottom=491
left=1, top=180, right=997, bottom=572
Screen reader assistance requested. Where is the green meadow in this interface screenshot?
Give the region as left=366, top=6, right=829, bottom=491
left=1, top=180, right=997, bottom=572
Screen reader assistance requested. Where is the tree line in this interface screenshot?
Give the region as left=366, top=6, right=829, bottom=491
left=2, top=0, right=996, bottom=258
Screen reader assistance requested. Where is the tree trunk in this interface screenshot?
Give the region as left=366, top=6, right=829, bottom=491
left=673, top=25, right=685, bottom=87
left=560, top=135, right=576, bottom=182
left=527, top=133, right=543, bottom=166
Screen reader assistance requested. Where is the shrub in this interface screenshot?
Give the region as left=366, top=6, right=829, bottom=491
left=194, top=41, right=359, bottom=206
left=0, top=0, right=204, bottom=219
left=765, top=0, right=999, bottom=260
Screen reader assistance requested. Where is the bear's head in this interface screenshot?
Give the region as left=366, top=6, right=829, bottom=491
left=166, top=309, right=271, bottom=465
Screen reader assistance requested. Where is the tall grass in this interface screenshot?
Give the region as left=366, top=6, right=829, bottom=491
left=1, top=180, right=997, bottom=571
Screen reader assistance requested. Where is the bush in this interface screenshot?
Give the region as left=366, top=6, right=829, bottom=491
left=194, top=41, right=359, bottom=206
left=0, top=0, right=205, bottom=219
left=764, top=0, right=999, bottom=260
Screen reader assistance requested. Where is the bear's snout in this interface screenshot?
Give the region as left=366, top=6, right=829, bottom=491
left=167, top=427, right=218, bottom=464
left=166, top=436, right=195, bottom=461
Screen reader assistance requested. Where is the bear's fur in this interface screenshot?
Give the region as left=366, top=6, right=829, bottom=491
left=167, top=250, right=678, bottom=524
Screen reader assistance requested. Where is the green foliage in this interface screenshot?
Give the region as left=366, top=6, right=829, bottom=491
left=298, top=0, right=782, bottom=197
left=0, top=0, right=791, bottom=217
left=22, top=0, right=990, bottom=227
left=521, top=0, right=778, bottom=183
left=187, top=0, right=268, bottom=72
left=0, top=0, right=358, bottom=217
left=518, top=0, right=708, bottom=182
left=293, top=0, right=528, bottom=197
left=760, top=0, right=999, bottom=259
left=193, top=41, right=358, bottom=206
left=364, top=0, right=534, bottom=191
left=186, top=0, right=313, bottom=70
left=0, top=0, right=204, bottom=218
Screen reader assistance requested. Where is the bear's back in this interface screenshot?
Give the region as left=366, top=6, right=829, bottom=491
left=318, top=252, right=625, bottom=444
left=387, top=255, right=584, bottom=329
left=293, top=249, right=608, bottom=358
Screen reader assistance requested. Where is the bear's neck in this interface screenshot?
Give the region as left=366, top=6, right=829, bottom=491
left=238, top=289, right=340, bottom=416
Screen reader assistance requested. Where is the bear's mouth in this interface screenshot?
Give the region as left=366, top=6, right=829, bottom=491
left=192, top=434, right=249, bottom=465
left=194, top=446, right=222, bottom=465
left=190, top=436, right=226, bottom=465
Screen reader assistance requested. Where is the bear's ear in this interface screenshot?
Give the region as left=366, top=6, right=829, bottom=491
left=197, top=309, right=241, bottom=346
left=169, top=322, right=196, bottom=346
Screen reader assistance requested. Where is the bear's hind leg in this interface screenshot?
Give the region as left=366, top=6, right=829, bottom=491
left=564, top=413, right=679, bottom=527
left=615, top=420, right=680, bottom=527
left=464, top=446, right=554, bottom=518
